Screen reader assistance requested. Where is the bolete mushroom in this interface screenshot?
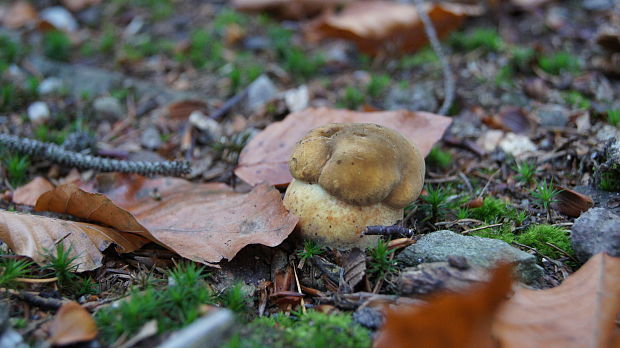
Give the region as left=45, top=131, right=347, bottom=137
left=283, top=123, right=425, bottom=248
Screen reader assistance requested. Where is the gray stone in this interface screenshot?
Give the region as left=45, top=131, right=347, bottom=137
left=386, top=82, right=438, bottom=112
left=156, top=310, right=234, bottom=348
left=243, top=75, right=278, bottom=114
left=38, top=77, right=65, bottom=95
left=396, top=230, right=543, bottom=284
left=535, top=105, right=569, bottom=128
left=93, top=96, right=123, bottom=120
left=40, top=7, right=78, bottom=32
left=27, top=101, right=50, bottom=124
left=140, top=126, right=162, bottom=150
left=593, top=137, right=620, bottom=191
left=573, top=185, right=620, bottom=215
left=189, top=111, right=223, bottom=143
left=571, top=208, right=620, bottom=262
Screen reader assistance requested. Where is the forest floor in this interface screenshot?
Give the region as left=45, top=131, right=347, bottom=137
left=0, top=0, right=619, bottom=347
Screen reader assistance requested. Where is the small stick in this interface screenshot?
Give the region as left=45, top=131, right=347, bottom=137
left=458, top=171, right=474, bottom=195
left=363, top=225, right=415, bottom=237
left=461, top=222, right=503, bottom=234
left=291, top=260, right=306, bottom=314
left=15, top=277, right=58, bottom=283
left=412, top=0, right=455, bottom=115
left=477, top=169, right=500, bottom=198
left=210, top=88, right=249, bottom=120
left=512, top=241, right=563, bottom=267
left=544, top=242, right=579, bottom=263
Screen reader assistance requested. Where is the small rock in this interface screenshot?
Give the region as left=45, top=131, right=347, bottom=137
left=40, top=7, right=79, bottom=32
left=535, top=105, right=569, bottom=128
left=242, top=36, right=270, bottom=51
left=353, top=307, right=383, bottom=330
left=396, top=230, right=543, bottom=284
left=573, top=185, right=620, bottom=215
left=595, top=124, right=620, bottom=142
left=156, top=310, right=234, bottom=348
left=284, top=85, right=309, bottom=113
left=593, top=138, right=620, bottom=191
left=38, top=77, right=65, bottom=95
left=243, top=75, right=278, bottom=114
left=499, top=133, right=537, bottom=158
left=396, top=261, right=489, bottom=296
left=93, top=96, right=123, bottom=120
left=571, top=208, right=620, bottom=262
left=27, top=101, right=51, bottom=125
left=189, top=111, right=223, bottom=144
left=478, top=129, right=504, bottom=153
left=76, top=5, right=102, bottom=27
left=322, top=42, right=350, bottom=66
left=385, top=82, right=438, bottom=112
left=140, top=127, right=162, bottom=150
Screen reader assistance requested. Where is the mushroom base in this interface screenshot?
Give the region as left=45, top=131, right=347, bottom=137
left=283, top=179, right=403, bottom=248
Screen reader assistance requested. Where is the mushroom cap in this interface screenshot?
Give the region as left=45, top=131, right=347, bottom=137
left=288, top=123, right=425, bottom=208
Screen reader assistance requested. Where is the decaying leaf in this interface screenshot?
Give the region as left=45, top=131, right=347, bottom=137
left=342, top=248, right=366, bottom=290
left=305, top=1, right=482, bottom=56
left=12, top=176, right=55, bottom=206
left=166, top=99, right=209, bottom=119
left=235, top=107, right=451, bottom=186
left=1, top=1, right=38, bottom=29
left=49, top=302, right=98, bottom=345
left=374, top=264, right=513, bottom=348
left=552, top=186, right=594, bottom=218
left=37, top=177, right=298, bottom=265
left=233, top=0, right=349, bottom=20
left=397, top=261, right=490, bottom=297
left=493, top=253, right=620, bottom=347
left=0, top=210, right=148, bottom=271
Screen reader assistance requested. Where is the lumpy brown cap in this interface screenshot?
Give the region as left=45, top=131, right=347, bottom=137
left=288, top=123, right=425, bottom=208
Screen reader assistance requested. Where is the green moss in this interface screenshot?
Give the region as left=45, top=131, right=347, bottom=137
left=43, top=30, right=71, bottom=62
left=471, top=197, right=510, bottom=223
left=563, top=91, right=591, bottom=110
left=509, top=46, right=535, bottom=71
left=339, top=86, right=365, bottom=110
left=96, top=262, right=216, bottom=344
left=226, top=311, right=371, bottom=348
left=3, top=154, right=30, bottom=187
left=599, top=171, right=620, bottom=192
left=472, top=225, right=515, bottom=244
left=399, top=47, right=439, bottom=69
left=516, top=224, right=573, bottom=259
left=450, top=28, right=504, bottom=53
left=607, top=108, right=620, bottom=127
left=0, top=35, right=23, bottom=70
left=366, top=74, right=391, bottom=99
left=538, top=51, right=580, bottom=75
left=426, top=146, right=452, bottom=169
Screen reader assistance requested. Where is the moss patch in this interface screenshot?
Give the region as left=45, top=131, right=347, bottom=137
left=516, top=224, right=573, bottom=259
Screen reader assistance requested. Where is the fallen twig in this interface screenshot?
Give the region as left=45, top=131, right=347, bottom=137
left=363, top=225, right=415, bottom=237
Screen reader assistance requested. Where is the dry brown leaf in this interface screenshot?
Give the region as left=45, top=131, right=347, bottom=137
left=235, top=107, right=451, bottom=186
left=166, top=100, right=209, bottom=119
left=2, top=1, right=38, bottom=29
left=232, top=0, right=350, bottom=20
left=305, top=1, right=481, bottom=56
left=374, top=264, right=513, bottom=348
left=493, top=253, right=620, bottom=347
left=552, top=186, right=594, bottom=218
left=12, top=176, right=54, bottom=206
left=61, top=0, right=101, bottom=12
left=0, top=211, right=147, bottom=271
left=49, top=302, right=98, bottom=345
left=37, top=177, right=298, bottom=264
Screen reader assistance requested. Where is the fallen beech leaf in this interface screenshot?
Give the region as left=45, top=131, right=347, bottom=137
left=552, top=186, right=594, bottom=218
left=166, top=100, right=209, bottom=119
left=61, top=0, right=101, bottom=12
left=374, top=264, right=512, bottom=348
left=305, top=1, right=481, bottom=55
left=233, top=0, right=349, bottom=20
left=482, top=107, right=531, bottom=134
left=12, top=176, right=54, bottom=206
left=342, top=248, right=366, bottom=290
left=2, top=1, right=38, bottom=29
left=493, top=253, right=620, bottom=347
left=235, top=107, right=451, bottom=186
left=50, top=302, right=98, bottom=345
left=37, top=177, right=298, bottom=264
left=0, top=211, right=147, bottom=271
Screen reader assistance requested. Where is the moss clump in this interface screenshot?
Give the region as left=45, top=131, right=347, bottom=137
left=471, top=197, right=510, bottom=223
left=226, top=311, right=371, bottom=348
left=516, top=224, right=573, bottom=259
left=426, top=146, right=452, bottom=169
left=473, top=225, right=516, bottom=244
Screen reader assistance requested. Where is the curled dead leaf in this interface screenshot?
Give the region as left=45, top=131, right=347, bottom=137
left=50, top=302, right=98, bottom=345
left=235, top=107, right=451, bottom=186
left=552, top=186, right=594, bottom=218
left=305, top=1, right=482, bottom=56
left=2, top=1, right=38, bottom=29
left=166, top=100, right=209, bottom=119
left=37, top=176, right=298, bottom=264
left=12, top=176, right=55, bottom=206
left=374, top=264, right=513, bottom=348
left=494, top=253, right=620, bottom=347
left=233, top=0, right=350, bottom=20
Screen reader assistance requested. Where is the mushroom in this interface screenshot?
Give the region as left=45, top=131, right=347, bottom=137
left=283, top=123, right=425, bottom=248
